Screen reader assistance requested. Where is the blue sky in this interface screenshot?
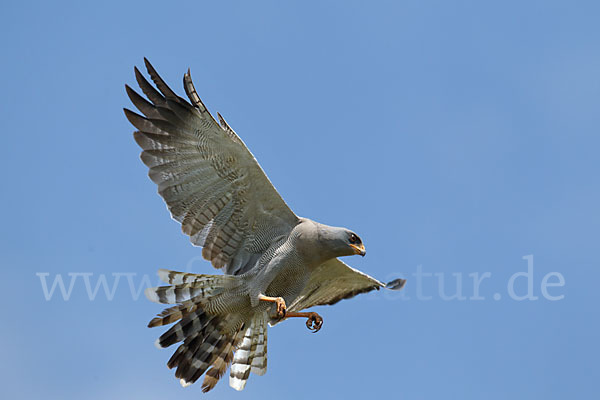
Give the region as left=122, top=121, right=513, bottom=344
left=1, top=1, right=599, bottom=398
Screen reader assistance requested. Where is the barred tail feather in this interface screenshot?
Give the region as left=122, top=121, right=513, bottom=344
left=201, top=340, right=234, bottom=392
left=148, top=303, right=196, bottom=328
left=176, top=327, right=228, bottom=387
left=145, top=269, right=236, bottom=305
left=155, top=308, right=216, bottom=349
left=229, top=315, right=268, bottom=390
left=250, top=318, right=268, bottom=375
left=157, top=269, right=237, bottom=285
left=155, top=309, right=237, bottom=392
left=229, top=321, right=255, bottom=391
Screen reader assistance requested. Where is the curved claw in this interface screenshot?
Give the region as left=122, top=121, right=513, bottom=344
left=258, top=294, right=287, bottom=319
left=305, top=312, right=323, bottom=333
left=275, top=297, right=287, bottom=318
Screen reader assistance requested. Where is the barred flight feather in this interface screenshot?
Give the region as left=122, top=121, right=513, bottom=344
left=125, top=59, right=298, bottom=276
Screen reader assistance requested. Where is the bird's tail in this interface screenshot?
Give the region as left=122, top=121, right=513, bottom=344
left=145, top=269, right=268, bottom=392
left=229, top=313, right=268, bottom=390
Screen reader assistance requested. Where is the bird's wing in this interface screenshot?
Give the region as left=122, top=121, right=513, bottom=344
left=124, top=59, right=299, bottom=275
left=288, top=258, right=406, bottom=312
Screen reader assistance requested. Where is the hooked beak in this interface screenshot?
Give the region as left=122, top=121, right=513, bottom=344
left=350, top=243, right=366, bottom=257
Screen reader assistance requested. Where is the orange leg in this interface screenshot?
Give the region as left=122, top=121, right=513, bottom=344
left=258, top=294, right=286, bottom=317
left=285, top=311, right=323, bottom=333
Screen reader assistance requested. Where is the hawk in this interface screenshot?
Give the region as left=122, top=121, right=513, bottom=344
left=124, top=59, right=406, bottom=392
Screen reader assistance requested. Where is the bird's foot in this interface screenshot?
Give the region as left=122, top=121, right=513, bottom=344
left=258, top=294, right=287, bottom=318
left=305, top=312, right=323, bottom=333
left=274, top=297, right=286, bottom=318
left=284, top=311, right=324, bottom=333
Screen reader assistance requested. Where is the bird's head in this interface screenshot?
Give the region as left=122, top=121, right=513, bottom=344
left=345, top=231, right=366, bottom=257
left=316, top=225, right=366, bottom=258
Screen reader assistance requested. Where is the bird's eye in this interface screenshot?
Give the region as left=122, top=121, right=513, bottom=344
left=349, top=234, right=359, bottom=243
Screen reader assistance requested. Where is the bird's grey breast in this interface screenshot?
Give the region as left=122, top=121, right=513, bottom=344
left=253, top=221, right=319, bottom=303
left=264, top=254, right=310, bottom=304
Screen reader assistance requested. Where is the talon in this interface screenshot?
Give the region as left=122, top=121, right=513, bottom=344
left=275, top=297, right=286, bottom=318
left=307, top=312, right=323, bottom=333
left=284, top=310, right=324, bottom=332
left=258, top=294, right=288, bottom=319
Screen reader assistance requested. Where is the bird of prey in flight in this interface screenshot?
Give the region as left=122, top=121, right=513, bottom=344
left=124, top=59, right=406, bottom=392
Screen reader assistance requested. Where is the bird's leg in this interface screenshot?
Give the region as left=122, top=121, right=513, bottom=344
left=258, top=294, right=286, bottom=318
left=285, top=311, right=323, bottom=333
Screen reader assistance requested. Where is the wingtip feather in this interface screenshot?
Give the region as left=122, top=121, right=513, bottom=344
left=385, top=278, right=407, bottom=290
left=143, top=57, right=152, bottom=72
